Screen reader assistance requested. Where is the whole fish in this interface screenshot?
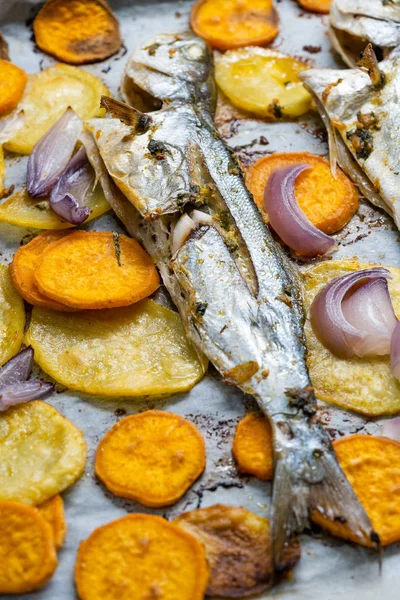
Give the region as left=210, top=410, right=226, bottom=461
left=85, top=33, right=377, bottom=564
left=301, top=45, right=400, bottom=229
left=330, top=0, right=400, bottom=67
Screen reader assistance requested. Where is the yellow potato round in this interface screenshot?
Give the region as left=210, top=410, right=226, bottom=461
left=0, top=146, right=5, bottom=194
left=26, top=300, right=207, bottom=397
left=3, top=64, right=108, bottom=154
left=0, top=401, right=87, bottom=505
left=0, top=186, right=109, bottom=230
left=304, top=259, right=400, bottom=416
left=0, top=264, right=25, bottom=366
left=215, top=47, right=311, bottom=118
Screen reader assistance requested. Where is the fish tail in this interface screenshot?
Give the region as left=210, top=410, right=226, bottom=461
left=271, top=424, right=379, bottom=569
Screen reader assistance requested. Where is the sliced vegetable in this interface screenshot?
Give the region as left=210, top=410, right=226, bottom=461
left=0, top=346, right=33, bottom=387
left=0, top=264, right=25, bottom=367
left=0, top=60, right=27, bottom=117
left=310, top=268, right=397, bottom=358
left=0, top=401, right=87, bottom=505
left=37, top=495, right=67, bottom=550
left=0, top=380, right=54, bottom=411
left=34, top=0, right=122, bottom=65
left=10, top=231, right=77, bottom=311
left=4, top=64, right=108, bottom=154
left=27, top=108, right=83, bottom=199
left=312, top=435, right=400, bottom=547
left=0, top=110, right=25, bottom=144
left=75, top=514, right=209, bottom=600
left=0, top=501, right=57, bottom=594
left=246, top=152, right=359, bottom=235
left=381, top=416, right=400, bottom=442
left=190, top=0, right=279, bottom=50
left=297, top=0, right=331, bottom=13
left=215, top=48, right=312, bottom=118
left=95, top=411, right=206, bottom=507
left=304, top=260, right=400, bottom=416
left=264, top=163, right=337, bottom=257
left=232, top=412, right=273, bottom=480
left=26, top=301, right=207, bottom=396
left=391, top=321, right=400, bottom=382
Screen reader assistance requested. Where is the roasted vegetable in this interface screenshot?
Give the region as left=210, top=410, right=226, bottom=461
left=0, top=60, right=27, bottom=116
left=0, top=501, right=58, bottom=594
left=33, top=0, right=121, bottom=65
left=0, top=401, right=87, bottom=505
left=215, top=48, right=312, bottom=118
left=298, top=0, right=331, bottom=14
left=26, top=301, right=207, bottom=396
left=95, top=410, right=206, bottom=507
left=34, top=231, right=160, bottom=310
left=37, top=495, right=67, bottom=550
left=0, top=264, right=25, bottom=367
left=246, top=152, right=359, bottom=235
left=3, top=64, right=108, bottom=154
left=75, top=514, right=209, bottom=600
left=190, top=0, right=279, bottom=50
left=232, top=412, right=273, bottom=481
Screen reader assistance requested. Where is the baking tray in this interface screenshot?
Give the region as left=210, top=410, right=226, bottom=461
left=0, top=0, right=399, bottom=598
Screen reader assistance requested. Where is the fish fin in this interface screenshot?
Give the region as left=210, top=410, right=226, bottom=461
left=272, top=424, right=379, bottom=570
left=100, top=96, right=152, bottom=133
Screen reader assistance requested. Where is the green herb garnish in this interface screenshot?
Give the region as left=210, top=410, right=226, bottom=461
left=113, top=232, right=122, bottom=266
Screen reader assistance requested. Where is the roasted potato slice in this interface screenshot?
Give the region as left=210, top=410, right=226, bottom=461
left=232, top=413, right=273, bottom=480
left=0, top=264, right=25, bottom=367
left=37, top=495, right=67, bottom=550
left=0, top=60, right=27, bottom=117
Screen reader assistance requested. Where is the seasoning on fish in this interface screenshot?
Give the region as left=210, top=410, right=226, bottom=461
left=86, top=32, right=378, bottom=564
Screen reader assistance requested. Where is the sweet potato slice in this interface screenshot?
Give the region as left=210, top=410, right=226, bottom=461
left=95, top=410, right=206, bottom=507
left=175, top=505, right=300, bottom=598
left=34, top=231, right=159, bottom=309
left=10, top=231, right=78, bottom=311
left=0, top=60, right=27, bottom=117
left=191, top=0, right=279, bottom=50
left=0, top=264, right=25, bottom=367
left=232, top=413, right=273, bottom=481
left=33, top=0, right=121, bottom=65
left=298, top=0, right=331, bottom=14
left=37, top=495, right=67, bottom=550
left=246, top=153, right=359, bottom=234
left=313, top=435, right=400, bottom=547
left=0, top=501, right=58, bottom=594
left=4, top=64, right=108, bottom=154
left=75, top=513, right=209, bottom=600
left=0, top=401, right=87, bottom=505
left=304, top=259, right=400, bottom=416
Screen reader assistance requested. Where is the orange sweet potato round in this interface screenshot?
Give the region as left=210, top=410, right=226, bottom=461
left=34, top=231, right=160, bottom=310
left=245, top=152, right=359, bottom=235
left=10, top=231, right=77, bottom=312
left=75, top=513, right=209, bottom=600
left=0, top=60, right=27, bottom=116
left=191, top=0, right=279, bottom=51
left=298, top=0, right=331, bottom=14
left=232, top=413, right=273, bottom=481
left=37, top=495, right=67, bottom=551
left=0, top=501, right=58, bottom=594
left=95, top=410, right=206, bottom=507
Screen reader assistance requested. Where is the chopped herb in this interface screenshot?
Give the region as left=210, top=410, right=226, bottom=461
left=113, top=232, right=122, bottom=267
left=195, top=302, right=208, bottom=316
left=146, top=43, right=160, bottom=56
left=269, top=100, right=283, bottom=119
left=346, top=127, right=374, bottom=160
left=218, top=211, right=231, bottom=231
left=147, top=139, right=171, bottom=160
left=284, top=81, right=291, bottom=87
left=34, top=202, right=47, bottom=211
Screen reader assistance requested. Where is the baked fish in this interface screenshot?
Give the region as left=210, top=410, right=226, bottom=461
left=301, top=45, right=400, bottom=228
left=85, top=33, right=377, bottom=564
left=330, top=0, right=400, bottom=67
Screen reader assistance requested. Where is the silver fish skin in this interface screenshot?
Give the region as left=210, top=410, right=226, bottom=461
left=87, top=33, right=376, bottom=564
left=301, top=48, right=400, bottom=228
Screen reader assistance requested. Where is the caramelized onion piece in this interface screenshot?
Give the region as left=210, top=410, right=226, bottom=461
left=0, top=346, right=33, bottom=387
left=391, top=321, right=400, bottom=382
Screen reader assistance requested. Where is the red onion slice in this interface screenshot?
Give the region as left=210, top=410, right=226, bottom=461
left=49, top=146, right=93, bottom=225
left=380, top=416, right=400, bottom=442
left=311, top=268, right=397, bottom=358
left=0, top=381, right=54, bottom=411
left=391, top=321, right=400, bottom=381
left=0, top=346, right=33, bottom=387
left=264, top=164, right=337, bottom=258
left=27, top=107, right=83, bottom=198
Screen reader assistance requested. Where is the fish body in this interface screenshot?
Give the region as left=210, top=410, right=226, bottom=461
left=87, top=33, right=375, bottom=562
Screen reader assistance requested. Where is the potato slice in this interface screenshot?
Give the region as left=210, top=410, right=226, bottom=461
left=37, top=495, right=67, bottom=550
left=0, top=146, right=5, bottom=194
left=304, top=260, right=400, bottom=416
left=26, top=301, right=207, bottom=396
left=0, top=401, right=87, bottom=505
left=95, top=411, right=206, bottom=507
left=3, top=64, right=108, bottom=154
left=0, top=60, right=27, bottom=117
left=175, top=505, right=300, bottom=597
left=33, top=0, right=121, bottom=65
left=0, top=186, right=109, bottom=229
left=298, top=0, right=331, bottom=14
left=191, top=0, right=279, bottom=51
left=0, top=501, right=58, bottom=594
left=232, top=412, right=273, bottom=481
left=75, top=514, right=209, bottom=600
left=215, top=48, right=312, bottom=118
left=0, top=264, right=25, bottom=367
